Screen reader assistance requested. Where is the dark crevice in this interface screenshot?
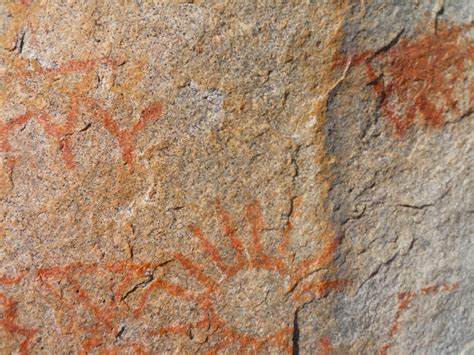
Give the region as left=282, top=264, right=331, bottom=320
left=120, top=259, right=172, bottom=302
left=398, top=203, right=433, bottom=210
left=78, top=123, right=92, bottom=133
left=292, top=308, right=300, bottom=355
left=368, top=28, right=405, bottom=61
left=115, top=325, right=125, bottom=340
left=8, top=31, right=26, bottom=53
left=120, top=270, right=156, bottom=301
left=445, top=107, right=473, bottom=126
left=16, top=31, right=26, bottom=54
left=434, top=3, right=444, bottom=34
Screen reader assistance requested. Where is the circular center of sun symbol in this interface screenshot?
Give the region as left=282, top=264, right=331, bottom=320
left=213, top=268, right=293, bottom=338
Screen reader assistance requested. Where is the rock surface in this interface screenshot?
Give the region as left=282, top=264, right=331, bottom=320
left=0, top=1, right=472, bottom=353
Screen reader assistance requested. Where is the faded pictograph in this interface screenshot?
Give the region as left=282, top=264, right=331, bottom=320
left=36, top=260, right=177, bottom=354
left=0, top=261, right=461, bottom=353
left=0, top=274, right=37, bottom=355
left=338, top=22, right=474, bottom=135
left=381, top=282, right=459, bottom=354
left=1, top=1, right=163, bottom=172
left=1, top=56, right=163, bottom=172
left=0, top=1, right=468, bottom=354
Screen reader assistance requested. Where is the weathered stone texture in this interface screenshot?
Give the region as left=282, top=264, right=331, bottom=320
left=0, top=0, right=472, bottom=354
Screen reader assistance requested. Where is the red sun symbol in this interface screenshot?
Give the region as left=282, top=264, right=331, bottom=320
left=146, top=198, right=349, bottom=353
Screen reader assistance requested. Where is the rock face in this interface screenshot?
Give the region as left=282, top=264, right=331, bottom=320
left=0, top=1, right=472, bottom=354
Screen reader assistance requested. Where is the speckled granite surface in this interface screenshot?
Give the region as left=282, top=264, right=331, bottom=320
left=0, top=1, right=472, bottom=353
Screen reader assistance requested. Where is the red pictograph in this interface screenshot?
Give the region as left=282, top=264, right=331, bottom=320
left=380, top=282, right=459, bottom=354
left=144, top=198, right=349, bottom=353
left=36, top=260, right=174, bottom=354
left=337, top=22, right=474, bottom=135
left=1, top=56, right=163, bottom=172
left=0, top=273, right=37, bottom=355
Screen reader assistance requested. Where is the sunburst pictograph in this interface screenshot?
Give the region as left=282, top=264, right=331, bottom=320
left=37, top=260, right=174, bottom=354
left=147, top=198, right=349, bottom=353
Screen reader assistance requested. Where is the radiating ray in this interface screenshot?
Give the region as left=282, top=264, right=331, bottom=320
left=149, top=323, right=191, bottom=337
left=215, top=200, right=247, bottom=264
left=149, top=317, right=209, bottom=337
left=80, top=335, right=102, bottom=355
left=175, top=253, right=217, bottom=290
left=65, top=274, right=115, bottom=330
left=260, top=327, right=293, bottom=353
left=134, top=279, right=196, bottom=318
left=37, top=268, right=76, bottom=310
left=189, top=225, right=234, bottom=276
left=1, top=111, right=36, bottom=152
left=36, top=95, right=80, bottom=169
left=245, top=200, right=265, bottom=260
left=244, top=200, right=288, bottom=273
left=114, top=272, right=133, bottom=302
left=0, top=292, right=38, bottom=355
left=291, top=238, right=338, bottom=286
left=254, top=254, right=288, bottom=274
left=294, top=279, right=350, bottom=301
left=0, top=273, right=26, bottom=285
left=133, top=101, right=163, bottom=134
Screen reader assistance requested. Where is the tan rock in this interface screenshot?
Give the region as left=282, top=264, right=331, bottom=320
left=0, top=0, right=472, bottom=353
